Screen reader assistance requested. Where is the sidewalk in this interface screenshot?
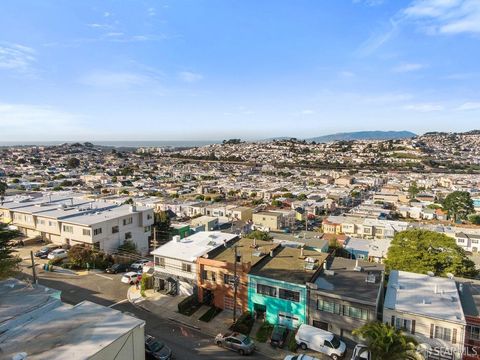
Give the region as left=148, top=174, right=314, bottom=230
left=127, top=287, right=291, bottom=359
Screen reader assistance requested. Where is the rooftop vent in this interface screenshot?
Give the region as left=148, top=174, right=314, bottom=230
left=365, top=273, right=378, bottom=284
left=324, top=269, right=335, bottom=276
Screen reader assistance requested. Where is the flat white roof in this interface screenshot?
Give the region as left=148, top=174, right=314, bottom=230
left=384, top=270, right=465, bottom=324
left=151, top=231, right=238, bottom=262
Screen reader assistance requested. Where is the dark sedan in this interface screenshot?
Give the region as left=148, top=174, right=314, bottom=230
left=270, top=325, right=288, bottom=348
left=34, top=245, right=60, bottom=259
left=145, top=335, right=172, bottom=360
left=105, top=263, right=128, bottom=274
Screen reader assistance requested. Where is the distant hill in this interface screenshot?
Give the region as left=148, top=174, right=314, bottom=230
left=307, top=131, right=416, bottom=143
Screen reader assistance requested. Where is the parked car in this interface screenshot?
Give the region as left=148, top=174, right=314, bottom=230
left=295, top=325, right=346, bottom=360
left=121, top=272, right=142, bottom=285
left=284, top=355, right=321, bottom=360
left=34, top=245, right=60, bottom=259
left=270, top=325, right=288, bottom=348
left=47, top=248, right=68, bottom=260
left=130, top=259, right=150, bottom=271
left=145, top=334, right=172, bottom=360
left=351, top=344, right=370, bottom=360
left=105, top=263, right=129, bottom=274
left=215, top=332, right=255, bottom=355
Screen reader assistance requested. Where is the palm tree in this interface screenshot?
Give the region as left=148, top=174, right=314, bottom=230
left=353, top=322, right=419, bottom=360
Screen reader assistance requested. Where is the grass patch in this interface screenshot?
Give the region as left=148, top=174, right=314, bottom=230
left=255, top=322, right=273, bottom=343
left=199, top=306, right=222, bottom=322
left=177, top=295, right=202, bottom=316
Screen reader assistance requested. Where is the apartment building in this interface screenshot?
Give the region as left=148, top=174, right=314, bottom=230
left=252, top=211, right=283, bottom=231
left=197, top=236, right=278, bottom=313
left=0, top=193, right=154, bottom=255
left=456, top=278, right=480, bottom=360
left=384, top=271, right=466, bottom=360
left=307, top=258, right=384, bottom=341
left=151, top=231, right=238, bottom=296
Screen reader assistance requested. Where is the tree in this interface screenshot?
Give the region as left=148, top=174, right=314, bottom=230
left=353, top=322, right=418, bottom=360
left=0, top=180, right=6, bottom=205
left=0, top=223, right=22, bottom=279
left=246, top=230, right=272, bottom=241
left=117, top=240, right=139, bottom=254
left=154, top=211, right=172, bottom=243
left=67, top=245, right=112, bottom=269
left=408, top=181, right=419, bottom=199
left=443, top=191, right=474, bottom=222
left=385, top=229, right=477, bottom=278
left=469, top=214, right=480, bottom=225
left=297, top=193, right=307, bottom=201
left=67, top=157, right=80, bottom=168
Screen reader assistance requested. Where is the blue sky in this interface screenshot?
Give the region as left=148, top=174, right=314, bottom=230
left=0, top=0, right=479, bottom=141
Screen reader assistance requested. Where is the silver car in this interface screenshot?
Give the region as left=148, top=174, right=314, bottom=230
left=215, top=332, right=255, bottom=356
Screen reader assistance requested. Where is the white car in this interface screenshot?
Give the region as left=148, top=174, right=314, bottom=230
left=351, top=344, right=370, bottom=360
left=284, top=355, right=321, bottom=360
left=47, top=248, right=68, bottom=260
left=121, top=272, right=141, bottom=285
left=129, top=259, right=150, bottom=271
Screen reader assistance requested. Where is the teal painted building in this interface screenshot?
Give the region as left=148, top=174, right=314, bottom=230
left=247, top=246, right=328, bottom=329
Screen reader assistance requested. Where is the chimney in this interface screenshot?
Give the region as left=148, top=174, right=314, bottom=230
left=323, top=262, right=328, bottom=270
left=253, top=238, right=257, bottom=248
left=300, top=246, right=305, bottom=257
left=129, top=205, right=136, bottom=213
left=434, top=284, right=439, bottom=294
left=355, top=259, right=359, bottom=268
left=270, top=250, right=274, bottom=257
left=224, top=240, right=227, bottom=247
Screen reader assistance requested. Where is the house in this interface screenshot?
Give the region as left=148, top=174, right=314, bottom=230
left=0, top=193, right=154, bottom=255
left=228, top=206, right=253, bottom=222
left=196, top=236, right=278, bottom=313
left=343, top=237, right=392, bottom=263
left=384, top=271, right=466, bottom=360
left=252, top=211, right=283, bottom=231
left=456, top=278, right=480, bottom=360
left=248, top=245, right=328, bottom=329
left=0, top=279, right=145, bottom=360
left=190, top=215, right=219, bottom=231
left=307, top=258, right=384, bottom=341
left=456, top=232, right=480, bottom=253
left=151, top=231, right=238, bottom=296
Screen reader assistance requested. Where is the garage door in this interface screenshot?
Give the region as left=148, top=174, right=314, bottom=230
left=278, top=312, right=300, bottom=329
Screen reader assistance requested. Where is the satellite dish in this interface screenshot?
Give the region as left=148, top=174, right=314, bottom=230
left=447, top=273, right=454, bottom=279
left=427, top=271, right=435, bottom=277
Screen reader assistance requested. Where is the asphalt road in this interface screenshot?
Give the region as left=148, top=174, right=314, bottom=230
left=16, top=248, right=270, bottom=360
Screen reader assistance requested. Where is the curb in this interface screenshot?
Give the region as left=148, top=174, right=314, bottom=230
left=167, top=317, right=201, bottom=330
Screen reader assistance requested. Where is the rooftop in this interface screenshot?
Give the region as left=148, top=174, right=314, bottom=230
left=312, top=257, right=384, bottom=304
left=249, top=245, right=328, bottom=285
left=0, top=279, right=144, bottom=360
left=151, top=231, right=239, bottom=262
left=384, top=270, right=466, bottom=324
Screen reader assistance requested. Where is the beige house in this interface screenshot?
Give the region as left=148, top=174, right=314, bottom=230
left=252, top=211, right=282, bottom=231
left=228, top=206, right=253, bottom=222
left=384, top=270, right=466, bottom=360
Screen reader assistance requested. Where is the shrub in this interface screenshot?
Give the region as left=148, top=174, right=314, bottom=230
left=255, top=322, right=273, bottom=343
left=231, top=311, right=255, bottom=335
left=68, top=245, right=113, bottom=269
left=287, top=331, right=297, bottom=352
left=48, top=257, right=63, bottom=266
left=199, top=306, right=222, bottom=322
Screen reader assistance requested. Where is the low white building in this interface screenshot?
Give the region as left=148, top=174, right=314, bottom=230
left=384, top=271, right=466, bottom=360
left=0, top=279, right=145, bottom=360
left=151, top=231, right=238, bottom=296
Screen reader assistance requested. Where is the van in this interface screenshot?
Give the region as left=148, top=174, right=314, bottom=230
left=295, top=325, right=346, bottom=360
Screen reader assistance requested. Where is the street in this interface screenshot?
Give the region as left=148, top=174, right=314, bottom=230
left=15, top=245, right=270, bottom=360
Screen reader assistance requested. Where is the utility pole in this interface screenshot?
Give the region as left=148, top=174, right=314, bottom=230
left=30, top=250, right=37, bottom=285
left=153, top=226, right=157, bottom=249
left=233, top=245, right=239, bottom=323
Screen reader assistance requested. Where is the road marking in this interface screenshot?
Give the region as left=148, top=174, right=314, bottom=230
left=109, top=299, right=129, bottom=307
left=95, top=273, right=113, bottom=280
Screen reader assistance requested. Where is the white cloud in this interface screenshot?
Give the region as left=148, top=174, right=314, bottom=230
left=87, top=23, right=111, bottom=29
left=393, top=63, right=427, bottom=72
left=404, top=0, right=480, bottom=34
left=0, top=43, right=36, bottom=73
left=404, top=103, right=444, bottom=112
left=357, top=19, right=400, bottom=56
left=147, top=7, right=156, bottom=16
left=339, top=71, right=355, bottom=78
left=178, top=71, right=204, bottom=83
left=301, top=109, right=315, bottom=115
left=457, top=102, right=480, bottom=110
left=80, top=71, right=155, bottom=88
left=0, top=102, right=87, bottom=139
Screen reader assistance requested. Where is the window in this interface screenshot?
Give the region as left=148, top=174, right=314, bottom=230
left=467, top=325, right=480, bottom=341
left=63, top=225, right=73, bottom=233
left=147, top=214, right=152, bottom=220
left=257, top=284, right=276, bottom=297
left=317, top=299, right=341, bottom=314
left=123, top=217, right=133, bottom=226
left=38, top=219, right=45, bottom=225
left=144, top=226, right=150, bottom=233
left=182, top=263, right=192, bottom=272
left=343, top=305, right=369, bottom=320
left=82, top=229, right=91, bottom=236
left=125, top=232, right=132, bottom=240
left=434, top=326, right=452, bottom=342
left=155, top=257, right=165, bottom=268
left=93, top=228, right=102, bottom=236
left=279, top=288, right=300, bottom=302
left=202, top=270, right=216, bottom=281
left=112, top=225, right=119, bottom=234
left=473, top=240, right=479, bottom=244
left=224, top=274, right=235, bottom=285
